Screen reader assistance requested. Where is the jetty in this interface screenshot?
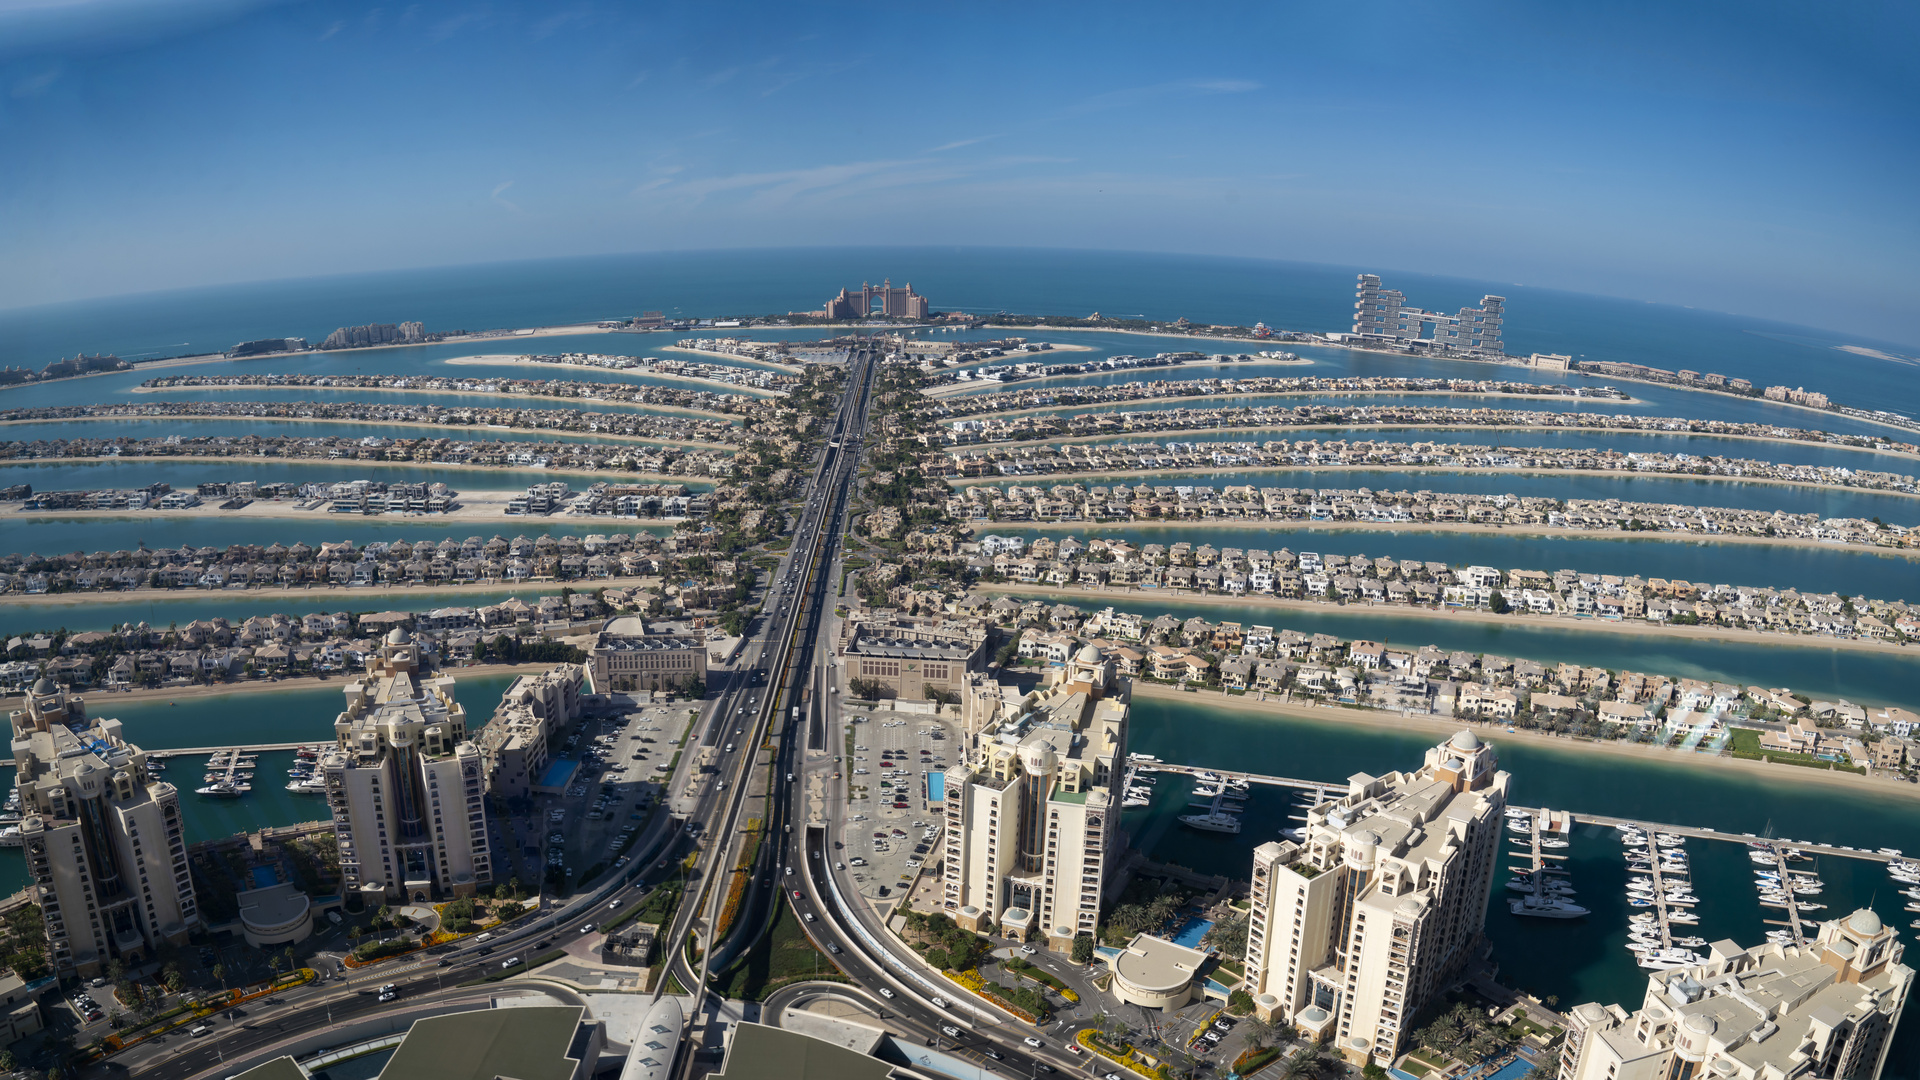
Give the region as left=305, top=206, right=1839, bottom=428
left=1124, top=755, right=1905, bottom=864
left=0, top=741, right=315, bottom=768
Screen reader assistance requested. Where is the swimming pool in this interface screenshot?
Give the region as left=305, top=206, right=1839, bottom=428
left=251, top=866, right=277, bottom=889
left=1169, top=916, right=1214, bottom=949
left=538, top=758, right=579, bottom=790
left=1484, top=1059, right=1534, bottom=1080
left=928, top=771, right=946, bottom=802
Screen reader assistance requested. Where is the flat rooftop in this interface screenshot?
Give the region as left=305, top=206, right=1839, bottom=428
left=712, top=1022, right=897, bottom=1080
left=378, top=1005, right=586, bottom=1080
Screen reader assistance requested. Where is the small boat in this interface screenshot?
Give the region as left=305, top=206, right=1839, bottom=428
left=1667, top=912, right=1700, bottom=924
left=1539, top=839, right=1570, bottom=849
left=1797, top=902, right=1826, bottom=911
left=1673, top=935, right=1707, bottom=947
left=1628, top=898, right=1653, bottom=908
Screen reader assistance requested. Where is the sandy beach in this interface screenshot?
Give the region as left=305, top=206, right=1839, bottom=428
left=922, top=356, right=1316, bottom=399
left=974, top=422, right=1920, bottom=465
left=975, top=581, right=1920, bottom=657
left=1130, top=681, right=1920, bottom=803
left=997, top=517, right=1920, bottom=560
left=3, top=486, right=693, bottom=527
left=0, top=454, right=711, bottom=486
left=960, top=387, right=1650, bottom=421
left=0, top=660, right=559, bottom=711
left=0, top=574, right=665, bottom=612
left=944, top=461, right=1920, bottom=505
left=441, top=355, right=784, bottom=396
left=656, top=345, right=807, bottom=373
left=126, top=383, right=745, bottom=422
left=0, top=413, right=738, bottom=449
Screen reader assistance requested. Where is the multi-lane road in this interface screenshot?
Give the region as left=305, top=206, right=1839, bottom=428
left=158, top=346, right=1099, bottom=1079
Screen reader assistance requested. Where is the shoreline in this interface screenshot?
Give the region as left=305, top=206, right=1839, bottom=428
left=996, top=518, right=1920, bottom=560
left=956, top=387, right=1651, bottom=421
left=0, top=454, right=713, bottom=487
left=0, top=413, right=737, bottom=449
left=125, top=383, right=746, bottom=422
left=655, top=345, right=807, bottom=373
left=973, top=323, right=1917, bottom=439
left=975, top=422, right=1920, bottom=465
left=1130, top=682, right=1920, bottom=803
left=944, top=462, right=1920, bottom=505
left=441, top=355, right=784, bottom=397
left=4, top=496, right=690, bottom=527
left=2, top=660, right=547, bottom=710
left=976, top=581, right=1920, bottom=658
left=0, top=574, right=666, bottom=612
left=920, top=354, right=1313, bottom=399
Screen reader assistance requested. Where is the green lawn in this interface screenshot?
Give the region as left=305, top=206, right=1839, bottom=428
left=709, top=900, right=842, bottom=1001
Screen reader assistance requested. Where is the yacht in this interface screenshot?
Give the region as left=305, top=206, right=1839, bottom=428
left=1666, top=911, right=1700, bottom=924
left=1179, top=812, right=1242, bottom=835
left=286, top=777, right=327, bottom=794
left=1509, top=895, right=1589, bottom=919
left=196, top=780, right=251, bottom=798
left=1122, top=791, right=1151, bottom=809
left=0, top=826, right=20, bottom=848
left=1539, top=839, right=1570, bottom=849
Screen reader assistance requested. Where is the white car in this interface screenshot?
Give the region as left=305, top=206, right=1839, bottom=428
left=1024, top=1037, right=1044, bottom=1047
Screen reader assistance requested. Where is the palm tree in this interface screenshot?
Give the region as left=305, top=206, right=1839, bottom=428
left=1239, top=1015, right=1278, bottom=1050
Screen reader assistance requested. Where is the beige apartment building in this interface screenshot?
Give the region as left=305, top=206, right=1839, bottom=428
left=1243, top=730, right=1509, bottom=1067
left=941, top=644, right=1128, bottom=951
left=11, top=679, right=198, bottom=976
left=476, top=664, right=586, bottom=798
left=1559, top=910, right=1912, bottom=1080
left=321, top=629, right=491, bottom=903
left=836, top=613, right=987, bottom=701
left=587, top=616, right=707, bottom=693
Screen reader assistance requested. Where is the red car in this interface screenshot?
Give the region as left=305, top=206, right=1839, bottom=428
left=792, top=889, right=803, bottom=899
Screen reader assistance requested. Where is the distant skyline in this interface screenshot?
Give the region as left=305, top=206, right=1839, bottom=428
left=2, top=1, right=1917, bottom=347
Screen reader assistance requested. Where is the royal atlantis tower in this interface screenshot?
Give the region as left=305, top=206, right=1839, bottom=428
left=1243, top=730, right=1509, bottom=1067
left=942, top=644, right=1128, bottom=952
left=11, top=679, right=197, bottom=976
left=322, top=629, right=491, bottom=903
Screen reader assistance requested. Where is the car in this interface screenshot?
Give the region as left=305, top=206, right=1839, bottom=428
left=984, top=1048, right=1004, bottom=1060
left=1203, top=1031, right=1222, bottom=1043
left=1019, top=944, right=1036, bottom=955
left=826, top=943, right=841, bottom=954
left=835, top=861, right=845, bottom=870
left=86, top=1010, right=104, bottom=1022
left=1066, top=1045, right=1082, bottom=1056
left=1035, top=1065, right=1055, bottom=1074
left=378, top=990, right=397, bottom=1002
left=930, top=995, right=948, bottom=1008
left=436, top=958, right=452, bottom=968
left=793, top=890, right=803, bottom=899
left=1024, top=1036, right=1044, bottom=1048
left=941, top=1025, right=962, bottom=1038
left=189, top=1024, right=214, bottom=1038
left=785, top=866, right=793, bottom=876
left=877, top=987, right=894, bottom=998
left=502, top=957, right=522, bottom=969
left=477, top=945, right=495, bottom=956
left=803, top=913, right=815, bottom=922
left=609, top=899, right=622, bottom=909
left=580, top=924, right=596, bottom=934
left=1214, top=1020, right=1233, bottom=1032
left=380, top=983, right=397, bottom=994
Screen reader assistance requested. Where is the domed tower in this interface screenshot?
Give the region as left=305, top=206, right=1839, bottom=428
left=1064, top=642, right=1113, bottom=696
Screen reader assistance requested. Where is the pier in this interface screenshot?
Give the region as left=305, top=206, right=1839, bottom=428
left=1756, top=849, right=1824, bottom=946
left=0, top=741, right=317, bottom=768
left=1124, top=755, right=1906, bottom=864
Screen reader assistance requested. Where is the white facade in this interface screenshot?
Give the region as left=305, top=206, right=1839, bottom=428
left=1243, top=730, right=1509, bottom=1066
left=1353, top=274, right=1505, bottom=356
left=477, top=665, right=585, bottom=799
left=322, top=629, right=492, bottom=902
left=943, top=645, right=1128, bottom=952
left=11, top=680, right=197, bottom=976
left=1560, top=911, right=1913, bottom=1080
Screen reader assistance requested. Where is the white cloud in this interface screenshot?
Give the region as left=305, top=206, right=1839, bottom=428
left=490, top=181, right=521, bottom=214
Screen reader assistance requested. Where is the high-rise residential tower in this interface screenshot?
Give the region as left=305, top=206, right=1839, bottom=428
left=11, top=679, right=197, bottom=976
left=1243, top=730, right=1509, bottom=1066
left=1353, top=274, right=1505, bottom=356
left=941, top=644, right=1128, bottom=952
left=321, top=629, right=491, bottom=903
left=1559, top=912, right=1912, bottom=1080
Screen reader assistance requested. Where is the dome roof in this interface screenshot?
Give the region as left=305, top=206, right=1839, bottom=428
left=386, top=627, right=412, bottom=646
left=1075, top=643, right=1103, bottom=664
left=1849, top=908, right=1883, bottom=936
left=1684, top=1014, right=1716, bottom=1036
left=1450, top=729, right=1481, bottom=752
left=31, top=677, right=55, bottom=696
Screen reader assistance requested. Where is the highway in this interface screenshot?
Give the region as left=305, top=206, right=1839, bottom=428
left=159, top=345, right=1097, bottom=1079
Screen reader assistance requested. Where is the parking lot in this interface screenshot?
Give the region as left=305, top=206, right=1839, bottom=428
left=841, top=707, right=957, bottom=901
left=535, top=703, right=695, bottom=890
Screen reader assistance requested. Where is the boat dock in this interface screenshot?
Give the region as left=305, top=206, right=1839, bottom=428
left=1122, top=756, right=1905, bottom=866
left=1757, top=849, right=1823, bottom=946
left=0, top=741, right=314, bottom=768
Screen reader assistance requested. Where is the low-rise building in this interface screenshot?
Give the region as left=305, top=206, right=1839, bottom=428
left=587, top=616, right=707, bottom=693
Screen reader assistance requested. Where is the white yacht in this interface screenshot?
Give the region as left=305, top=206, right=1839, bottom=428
left=1179, top=812, right=1242, bottom=834
left=1510, top=895, right=1589, bottom=919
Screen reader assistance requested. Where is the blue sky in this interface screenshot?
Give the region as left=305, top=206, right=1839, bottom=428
left=2, top=0, right=1917, bottom=345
